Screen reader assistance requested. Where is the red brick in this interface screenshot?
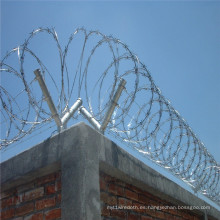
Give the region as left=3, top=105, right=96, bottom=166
left=139, top=194, right=151, bottom=205
left=181, top=211, right=192, bottom=219
left=126, top=184, right=140, bottom=193
left=56, top=180, right=61, bottom=191
left=101, top=205, right=110, bottom=216
left=141, top=216, right=153, bottom=220
left=133, top=202, right=145, bottom=214
left=145, top=207, right=156, bottom=217
left=15, top=202, right=34, bottom=216
left=166, top=207, right=178, bottom=215
left=100, top=192, right=117, bottom=206
left=1, top=196, right=20, bottom=209
left=35, top=197, right=56, bottom=210
left=128, top=213, right=140, bottom=220
left=154, top=210, right=165, bottom=219
left=99, top=177, right=107, bottom=191
left=56, top=193, right=61, bottom=204
left=107, top=195, right=117, bottom=206
left=118, top=198, right=132, bottom=206
left=163, top=213, right=175, bottom=220
left=186, top=215, right=195, bottom=220
left=125, top=189, right=138, bottom=201
left=109, top=183, right=124, bottom=196
left=46, top=185, right=56, bottom=195
left=189, top=216, right=196, bottom=220
left=100, top=192, right=108, bottom=203
left=115, top=180, right=126, bottom=187
left=13, top=218, right=23, bottom=220
left=45, top=208, right=61, bottom=220
left=146, top=199, right=158, bottom=206
left=22, top=187, right=44, bottom=202
left=1, top=208, right=15, bottom=219
left=174, top=216, right=183, bottom=220
left=24, top=213, right=43, bottom=220
left=37, top=173, right=56, bottom=186
left=142, top=191, right=156, bottom=200
left=103, top=173, right=126, bottom=187
left=111, top=209, right=126, bottom=219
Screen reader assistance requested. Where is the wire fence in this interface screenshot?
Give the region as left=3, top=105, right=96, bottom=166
left=1, top=27, right=219, bottom=205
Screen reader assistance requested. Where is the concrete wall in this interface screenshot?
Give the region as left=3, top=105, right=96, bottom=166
left=1, top=122, right=219, bottom=220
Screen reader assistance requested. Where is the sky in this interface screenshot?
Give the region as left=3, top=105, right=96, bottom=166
left=1, top=0, right=220, bottom=160
left=1, top=0, right=220, bottom=208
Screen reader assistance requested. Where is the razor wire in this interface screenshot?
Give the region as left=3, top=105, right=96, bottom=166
left=0, top=27, right=219, bottom=205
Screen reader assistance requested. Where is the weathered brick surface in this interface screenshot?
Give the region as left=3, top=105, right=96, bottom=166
left=1, top=196, right=19, bottom=209
left=13, top=217, right=23, bottom=220
left=118, top=197, right=132, bottom=206
left=45, top=185, right=56, bottom=195
left=22, top=187, right=44, bottom=202
left=56, top=193, right=61, bottom=204
left=125, top=189, right=138, bottom=202
left=0, top=208, right=15, bottom=219
left=99, top=172, right=204, bottom=220
left=100, top=192, right=117, bottom=206
left=100, top=177, right=108, bottom=191
left=101, top=204, right=111, bottom=217
left=24, top=212, right=43, bottom=220
left=139, top=194, right=151, bottom=204
left=45, top=208, right=61, bottom=220
left=111, top=209, right=126, bottom=219
left=128, top=212, right=140, bottom=220
left=141, top=216, right=153, bottom=220
left=0, top=171, right=61, bottom=220
left=35, top=197, right=56, bottom=210
left=56, top=180, right=61, bottom=192
left=109, top=183, right=124, bottom=197
left=15, top=202, right=34, bottom=216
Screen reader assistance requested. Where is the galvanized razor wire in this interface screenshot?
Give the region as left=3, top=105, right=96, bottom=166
left=0, top=27, right=219, bottom=205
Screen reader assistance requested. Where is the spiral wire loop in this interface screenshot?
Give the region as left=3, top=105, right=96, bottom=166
left=1, top=27, right=219, bottom=205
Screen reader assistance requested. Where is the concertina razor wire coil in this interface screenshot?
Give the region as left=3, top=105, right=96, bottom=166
left=0, top=27, right=219, bottom=205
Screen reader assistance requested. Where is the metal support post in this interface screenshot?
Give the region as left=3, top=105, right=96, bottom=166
left=61, top=98, right=83, bottom=127
left=34, top=69, right=62, bottom=130
left=79, top=106, right=101, bottom=131
left=101, top=78, right=126, bottom=133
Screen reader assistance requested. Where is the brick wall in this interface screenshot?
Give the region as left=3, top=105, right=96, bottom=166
left=99, top=172, right=205, bottom=220
left=1, top=124, right=219, bottom=220
left=0, top=171, right=61, bottom=220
